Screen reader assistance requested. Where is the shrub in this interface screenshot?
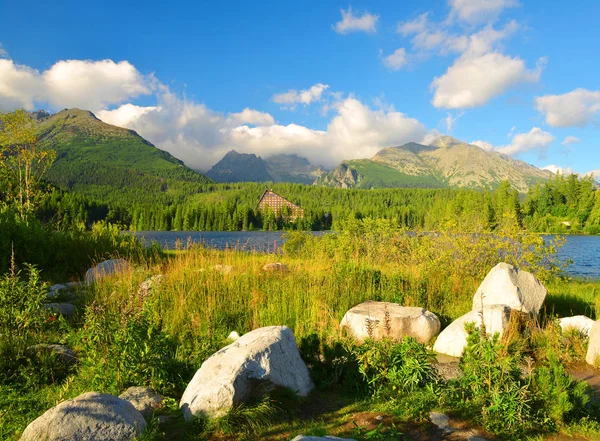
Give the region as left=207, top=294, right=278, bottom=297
left=351, top=337, right=438, bottom=400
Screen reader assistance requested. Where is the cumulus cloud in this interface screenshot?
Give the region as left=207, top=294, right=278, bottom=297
left=472, top=127, right=554, bottom=156
left=100, top=92, right=427, bottom=171
left=226, top=108, right=274, bottom=126
left=0, top=43, right=8, bottom=58
left=496, top=127, right=555, bottom=155
left=0, top=59, right=43, bottom=111
left=272, top=83, right=329, bottom=109
left=535, top=88, right=600, bottom=127
left=431, top=52, right=542, bottom=109
left=0, top=58, right=153, bottom=112
left=382, top=48, right=408, bottom=70
left=333, top=7, right=379, bottom=34
left=561, top=136, right=581, bottom=146
left=542, top=164, right=574, bottom=175
left=448, top=0, right=520, bottom=25
left=471, top=140, right=495, bottom=151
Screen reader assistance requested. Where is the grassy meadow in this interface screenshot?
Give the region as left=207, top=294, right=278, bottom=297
left=1, top=219, right=600, bottom=440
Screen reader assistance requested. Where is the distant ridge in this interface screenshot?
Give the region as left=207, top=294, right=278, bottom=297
left=316, top=136, right=552, bottom=192
left=206, top=150, right=325, bottom=184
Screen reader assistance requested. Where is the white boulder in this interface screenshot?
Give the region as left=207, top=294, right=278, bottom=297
left=119, top=387, right=163, bottom=419
left=586, top=320, right=600, bottom=366
left=180, top=326, right=313, bottom=419
left=560, top=315, right=595, bottom=336
left=472, top=263, right=547, bottom=315
left=433, top=305, right=511, bottom=358
left=85, top=259, right=130, bottom=285
left=340, top=301, right=440, bottom=344
left=19, top=392, right=146, bottom=441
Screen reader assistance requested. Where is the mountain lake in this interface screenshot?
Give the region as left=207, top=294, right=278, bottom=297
left=135, top=231, right=600, bottom=279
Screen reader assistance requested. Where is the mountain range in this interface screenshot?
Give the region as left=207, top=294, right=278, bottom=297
left=31, top=109, right=553, bottom=195
left=206, top=150, right=325, bottom=184
left=317, top=136, right=552, bottom=193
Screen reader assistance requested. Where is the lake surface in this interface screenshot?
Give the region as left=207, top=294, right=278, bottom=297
left=135, top=231, right=600, bottom=279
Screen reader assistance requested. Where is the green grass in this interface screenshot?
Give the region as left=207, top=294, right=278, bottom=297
left=1, top=226, right=600, bottom=440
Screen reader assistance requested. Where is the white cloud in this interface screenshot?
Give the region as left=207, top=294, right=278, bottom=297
left=431, top=52, right=542, bottom=109
left=448, top=0, right=520, bottom=25
left=96, top=103, right=157, bottom=127
left=272, top=83, right=329, bottom=109
left=226, top=108, right=274, bottom=126
left=0, top=58, right=153, bottom=112
left=542, top=164, right=574, bottom=175
left=0, top=43, right=8, bottom=58
left=586, top=169, right=600, bottom=180
left=561, top=136, right=581, bottom=146
left=471, top=140, right=495, bottom=151
left=535, top=88, right=600, bottom=127
left=473, top=127, right=554, bottom=156
left=382, top=48, right=408, bottom=70
left=100, top=93, right=427, bottom=171
left=333, top=7, right=379, bottom=35
left=0, top=59, right=43, bottom=111
left=496, top=127, right=554, bottom=156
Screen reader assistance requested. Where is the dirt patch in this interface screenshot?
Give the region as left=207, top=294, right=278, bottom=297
left=568, top=363, right=600, bottom=397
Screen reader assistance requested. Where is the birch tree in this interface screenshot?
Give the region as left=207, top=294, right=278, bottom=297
left=0, top=109, right=56, bottom=220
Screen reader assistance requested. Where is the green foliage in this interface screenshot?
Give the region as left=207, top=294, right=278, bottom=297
left=453, top=325, right=534, bottom=437
left=351, top=422, right=406, bottom=440
left=78, top=301, right=186, bottom=396
left=352, top=338, right=438, bottom=399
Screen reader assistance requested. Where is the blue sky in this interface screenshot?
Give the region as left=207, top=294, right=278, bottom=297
left=0, top=0, right=598, bottom=175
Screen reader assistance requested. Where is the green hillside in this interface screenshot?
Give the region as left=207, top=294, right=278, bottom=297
left=36, top=109, right=211, bottom=203
left=320, top=136, right=551, bottom=192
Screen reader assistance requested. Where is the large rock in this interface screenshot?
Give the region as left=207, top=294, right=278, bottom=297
left=586, top=320, right=600, bottom=366
left=85, top=259, right=130, bottom=285
left=20, top=392, right=146, bottom=441
left=119, top=387, right=163, bottom=419
left=180, top=326, right=313, bottom=419
left=472, top=263, right=547, bottom=315
left=433, top=305, right=511, bottom=358
left=560, top=315, right=595, bottom=336
left=340, top=301, right=440, bottom=344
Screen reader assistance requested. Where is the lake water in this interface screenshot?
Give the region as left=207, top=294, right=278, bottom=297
left=135, top=231, right=600, bottom=279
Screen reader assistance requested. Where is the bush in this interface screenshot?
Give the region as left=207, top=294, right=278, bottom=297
left=351, top=337, right=438, bottom=400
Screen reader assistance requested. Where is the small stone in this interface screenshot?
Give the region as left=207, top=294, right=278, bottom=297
left=27, top=344, right=77, bottom=365
left=85, top=259, right=130, bottom=285
left=44, top=303, right=76, bottom=317
left=119, top=387, right=163, bottom=418
left=263, top=263, right=289, bottom=273
left=290, top=437, right=356, bottom=441
left=227, top=331, right=240, bottom=341
left=429, top=411, right=452, bottom=432
left=213, top=264, right=233, bottom=274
